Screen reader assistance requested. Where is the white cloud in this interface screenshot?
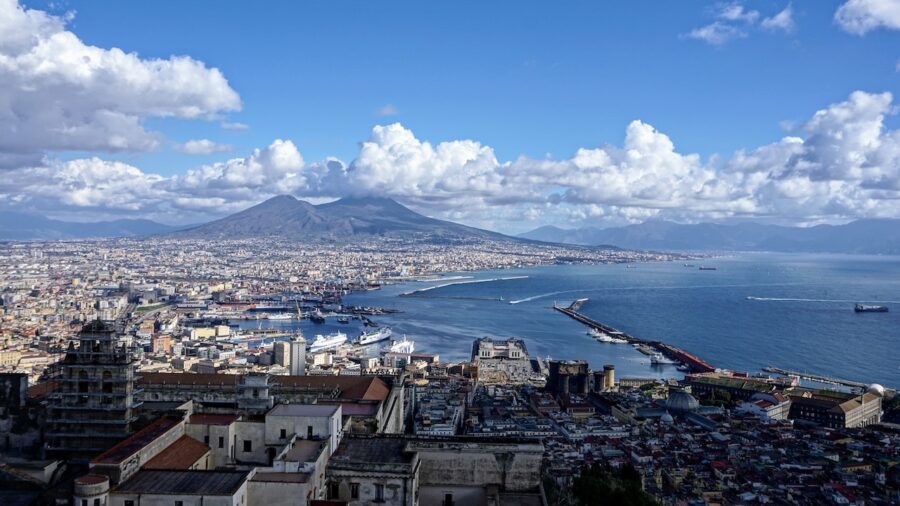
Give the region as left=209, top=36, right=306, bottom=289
left=762, top=5, right=795, bottom=32
left=176, top=139, right=234, bottom=155
left=376, top=104, right=399, bottom=117
left=686, top=2, right=796, bottom=45
left=3, top=91, right=900, bottom=230
left=685, top=21, right=748, bottom=45
left=0, top=0, right=240, bottom=167
left=718, top=3, right=760, bottom=23
left=835, top=0, right=900, bottom=34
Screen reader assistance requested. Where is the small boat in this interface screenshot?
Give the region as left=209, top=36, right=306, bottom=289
left=310, top=310, right=326, bottom=324
left=337, top=316, right=350, bottom=324
left=650, top=352, right=678, bottom=365
left=698, top=266, right=717, bottom=271
left=855, top=303, right=888, bottom=313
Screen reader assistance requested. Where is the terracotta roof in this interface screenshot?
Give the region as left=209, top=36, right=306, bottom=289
left=26, top=380, right=58, bottom=400
left=189, top=413, right=240, bottom=425
left=91, top=415, right=182, bottom=465
left=143, top=435, right=210, bottom=470
left=275, top=376, right=390, bottom=401
left=139, top=373, right=391, bottom=402
left=139, top=372, right=239, bottom=387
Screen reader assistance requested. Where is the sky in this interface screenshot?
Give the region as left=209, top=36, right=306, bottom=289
left=1, top=0, right=899, bottom=233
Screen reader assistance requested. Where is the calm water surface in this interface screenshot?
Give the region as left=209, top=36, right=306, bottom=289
left=341, top=253, right=900, bottom=386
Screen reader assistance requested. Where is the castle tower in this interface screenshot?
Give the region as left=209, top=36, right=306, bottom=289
left=45, top=320, right=141, bottom=459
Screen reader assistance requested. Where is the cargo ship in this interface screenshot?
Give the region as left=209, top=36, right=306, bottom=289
left=310, top=309, right=326, bottom=324
left=855, top=303, right=888, bottom=313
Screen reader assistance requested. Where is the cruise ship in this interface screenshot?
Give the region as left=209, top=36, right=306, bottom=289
left=308, top=332, right=347, bottom=353
left=357, top=327, right=392, bottom=346
left=388, top=335, right=415, bottom=354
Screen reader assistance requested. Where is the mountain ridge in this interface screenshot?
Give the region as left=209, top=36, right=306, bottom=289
left=518, top=219, right=900, bottom=254
left=170, top=195, right=517, bottom=243
left=0, top=211, right=177, bottom=241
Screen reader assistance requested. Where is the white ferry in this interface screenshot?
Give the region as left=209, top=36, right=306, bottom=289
left=308, top=332, right=347, bottom=353
left=357, top=327, right=392, bottom=346
left=388, top=335, right=415, bottom=354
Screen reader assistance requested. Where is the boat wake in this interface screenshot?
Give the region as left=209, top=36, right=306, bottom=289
left=747, top=296, right=900, bottom=304
left=400, top=276, right=528, bottom=296
left=508, top=291, right=570, bottom=304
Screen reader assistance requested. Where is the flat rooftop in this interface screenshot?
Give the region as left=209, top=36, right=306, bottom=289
left=115, top=469, right=250, bottom=495
left=268, top=404, right=340, bottom=417
left=284, top=439, right=326, bottom=462
left=330, top=437, right=415, bottom=467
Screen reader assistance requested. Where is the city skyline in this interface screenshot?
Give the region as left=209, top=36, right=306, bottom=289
left=2, top=0, right=899, bottom=233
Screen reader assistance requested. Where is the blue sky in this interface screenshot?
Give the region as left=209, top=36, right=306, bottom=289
left=4, top=0, right=900, bottom=231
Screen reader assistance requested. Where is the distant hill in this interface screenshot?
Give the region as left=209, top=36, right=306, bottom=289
left=171, top=195, right=519, bottom=243
left=0, top=211, right=176, bottom=240
left=518, top=219, right=900, bottom=254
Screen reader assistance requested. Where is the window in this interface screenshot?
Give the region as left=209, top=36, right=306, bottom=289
left=204, top=435, right=209, bottom=445
left=218, top=436, right=224, bottom=448
left=243, top=440, right=252, bottom=452
left=175, top=502, right=183, bottom=506
left=307, top=426, right=313, bottom=438
left=375, top=483, right=385, bottom=501
left=280, top=428, right=286, bottom=439
left=328, top=481, right=339, bottom=499
left=81, top=501, right=87, bottom=506
left=443, top=493, right=454, bottom=506
left=350, top=483, right=359, bottom=499
left=124, top=501, right=134, bottom=506
left=93, top=499, right=100, bottom=506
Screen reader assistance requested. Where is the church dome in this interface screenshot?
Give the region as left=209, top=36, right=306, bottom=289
left=867, top=384, right=885, bottom=397
left=666, top=389, right=700, bottom=412
left=660, top=411, right=674, bottom=424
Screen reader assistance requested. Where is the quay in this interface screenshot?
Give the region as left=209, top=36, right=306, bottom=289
left=553, top=301, right=716, bottom=374
left=762, top=366, right=894, bottom=392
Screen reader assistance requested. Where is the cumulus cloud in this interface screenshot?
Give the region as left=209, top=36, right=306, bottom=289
left=0, top=0, right=241, bottom=168
left=835, top=0, right=900, bottom=34
left=762, top=5, right=795, bottom=32
left=176, top=139, right=234, bottom=155
left=3, top=91, right=900, bottom=230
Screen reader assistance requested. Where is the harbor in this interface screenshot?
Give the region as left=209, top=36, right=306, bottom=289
left=553, top=299, right=716, bottom=373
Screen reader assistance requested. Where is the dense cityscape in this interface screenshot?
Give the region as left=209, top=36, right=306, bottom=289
left=3, top=0, right=900, bottom=504
left=0, top=235, right=898, bottom=505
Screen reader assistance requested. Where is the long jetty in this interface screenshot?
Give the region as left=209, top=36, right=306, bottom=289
left=762, top=366, right=871, bottom=390
left=553, top=302, right=716, bottom=374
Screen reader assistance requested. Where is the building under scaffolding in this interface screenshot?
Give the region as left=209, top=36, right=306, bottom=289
left=45, top=320, right=141, bottom=460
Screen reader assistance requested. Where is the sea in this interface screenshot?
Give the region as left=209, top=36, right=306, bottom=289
left=239, top=253, right=900, bottom=388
